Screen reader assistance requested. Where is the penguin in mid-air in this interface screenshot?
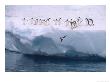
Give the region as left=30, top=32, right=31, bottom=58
left=60, top=35, right=67, bottom=42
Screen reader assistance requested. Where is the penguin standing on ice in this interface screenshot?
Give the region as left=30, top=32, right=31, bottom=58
left=69, top=19, right=77, bottom=29
left=46, top=18, right=51, bottom=25
left=35, top=18, right=38, bottom=25
left=77, top=17, right=83, bottom=26
left=85, top=18, right=94, bottom=26
left=30, top=18, right=34, bottom=25
left=22, top=18, right=27, bottom=25
left=65, top=19, right=69, bottom=27
left=58, top=18, right=62, bottom=26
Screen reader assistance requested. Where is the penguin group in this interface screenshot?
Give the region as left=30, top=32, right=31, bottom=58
left=22, top=17, right=94, bottom=30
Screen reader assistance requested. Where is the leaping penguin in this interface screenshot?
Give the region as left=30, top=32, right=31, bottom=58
left=60, top=35, right=67, bottom=42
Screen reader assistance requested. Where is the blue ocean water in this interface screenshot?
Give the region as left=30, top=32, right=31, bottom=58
left=5, top=50, right=106, bottom=72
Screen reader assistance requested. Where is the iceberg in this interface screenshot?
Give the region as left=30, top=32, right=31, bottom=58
left=5, top=29, right=106, bottom=58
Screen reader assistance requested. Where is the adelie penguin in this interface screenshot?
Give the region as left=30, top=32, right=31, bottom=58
left=60, top=35, right=67, bottom=42
left=85, top=18, right=94, bottom=26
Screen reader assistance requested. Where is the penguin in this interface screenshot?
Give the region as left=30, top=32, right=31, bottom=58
left=85, top=18, right=94, bottom=26
left=77, top=17, right=83, bottom=26
left=60, top=35, right=67, bottom=42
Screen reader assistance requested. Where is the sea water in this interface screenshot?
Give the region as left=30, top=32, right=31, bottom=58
left=5, top=50, right=106, bottom=72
